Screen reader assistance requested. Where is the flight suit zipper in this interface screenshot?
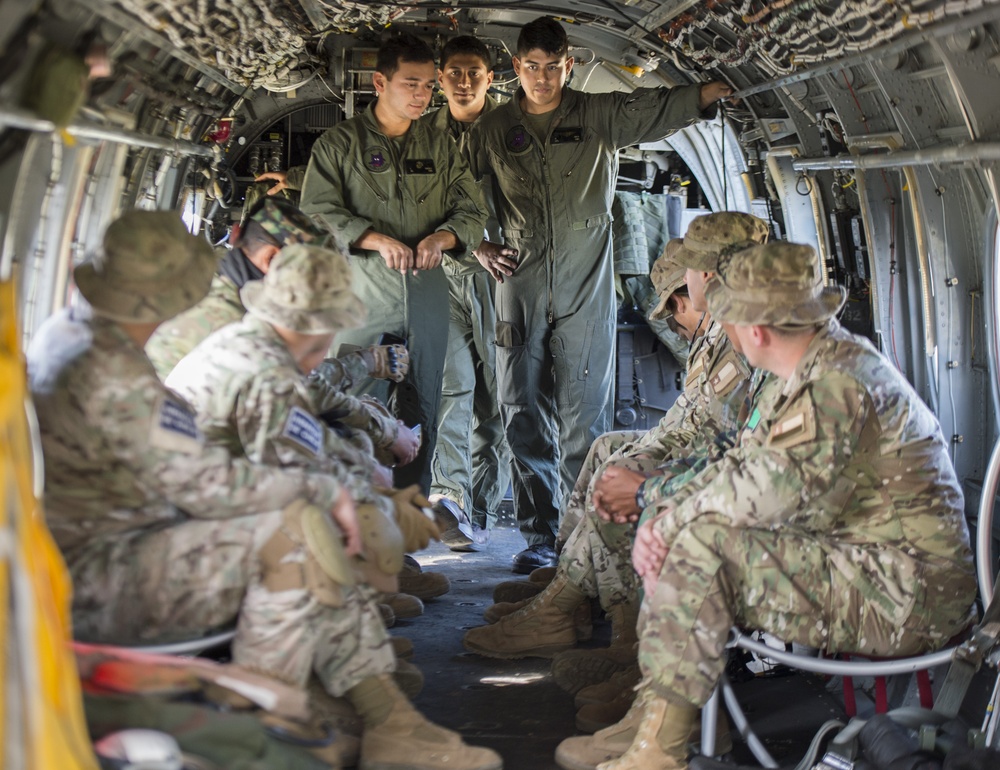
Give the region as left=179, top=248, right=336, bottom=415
left=543, top=113, right=563, bottom=326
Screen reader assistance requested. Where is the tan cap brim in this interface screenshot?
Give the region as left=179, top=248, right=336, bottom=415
left=241, top=281, right=367, bottom=334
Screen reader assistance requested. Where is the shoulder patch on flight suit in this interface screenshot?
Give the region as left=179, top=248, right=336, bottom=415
left=708, top=350, right=747, bottom=397
left=551, top=127, right=583, bottom=143
left=149, top=394, right=203, bottom=455
left=281, top=406, right=324, bottom=456
left=505, top=125, right=533, bottom=153
left=364, top=146, right=390, bottom=172
left=766, top=398, right=817, bottom=450
left=403, top=159, right=436, bottom=174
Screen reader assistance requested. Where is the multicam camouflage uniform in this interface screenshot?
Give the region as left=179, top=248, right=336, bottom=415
left=168, top=315, right=382, bottom=492
left=145, top=198, right=403, bottom=456
left=552, top=217, right=766, bottom=617
left=168, top=315, right=397, bottom=694
left=146, top=263, right=244, bottom=378
left=30, top=212, right=393, bottom=698
left=637, top=242, right=977, bottom=708
left=168, top=243, right=428, bottom=692
left=556, top=319, right=751, bottom=614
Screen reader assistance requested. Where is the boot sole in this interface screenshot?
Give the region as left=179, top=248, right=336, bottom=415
left=462, top=637, right=575, bottom=660
left=360, top=759, right=503, bottom=770
left=554, top=743, right=623, bottom=770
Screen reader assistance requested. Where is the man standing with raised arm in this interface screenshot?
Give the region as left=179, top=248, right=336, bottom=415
left=465, top=16, right=734, bottom=572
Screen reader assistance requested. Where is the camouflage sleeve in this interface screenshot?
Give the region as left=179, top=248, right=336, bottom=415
left=434, top=139, right=488, bottom=253
left=301, top=132, right=374, bottom=247
left=307, top=353, right=370, bottom=404
left=305, top=359, right=400, bottom=449
left=652, top=371, right=870, bottom=543
left=638, top=452, right=718, bottom=524
left=234, top=368, right=358, bottom=478
left=628, top=363, right=707, bottom=462
left=106, top=375, right=341, bottom=519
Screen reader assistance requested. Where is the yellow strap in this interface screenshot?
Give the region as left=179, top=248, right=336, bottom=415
left=1, top=279, right=99, bottom=769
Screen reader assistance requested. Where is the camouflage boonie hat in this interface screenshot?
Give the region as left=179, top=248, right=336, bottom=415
left=648, top=239, right=687, bottom=321
left=241, top=243, right=366, bottom=334
left=676, top=212, right=769, bottom=272
left=706, top=241, right=846, bottom=326
left=249, top=197, right=325, bottom=246
left=74, top=210, right=216, bottom=323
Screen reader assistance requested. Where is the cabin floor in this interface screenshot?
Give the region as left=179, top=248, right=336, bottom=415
left=402, top=504, right=851, bottom=770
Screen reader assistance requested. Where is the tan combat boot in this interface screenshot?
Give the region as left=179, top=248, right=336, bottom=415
left=552, top=602, right=639, bottom=693
left=487, top=565, right=554, bottom=604
left=596, top=694, right=698, bottom=770
left=554, top=688, right=648, bottom=770
left=398, top=569, right=451, bottom=600
left=379, top=592, right=424, bottom=619
left=529, top=566, right=558, bottom=584
left=390, top=636, right=414, bottom=661
left=483, top=598, right=531, bottom=623
left=463, top=575, right=584, bottom=659
left=491, top=579, right=545, bottom=604
left=576, top=687, right=635, bottom=733
left=349, top=674, right=502, bottom=770
left=575, top=665, right=641, bottom=708
left=485, top=598, right=593, bottom=642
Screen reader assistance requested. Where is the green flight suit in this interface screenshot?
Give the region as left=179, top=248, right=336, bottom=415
left=465, top=84, right=706, bottom=545
left=421, top=96, right=510, bottom=529
left=301, top=103, right=487, bottom=492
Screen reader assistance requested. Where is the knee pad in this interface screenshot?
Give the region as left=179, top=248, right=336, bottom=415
left=258, top=500, right=352, bottom=607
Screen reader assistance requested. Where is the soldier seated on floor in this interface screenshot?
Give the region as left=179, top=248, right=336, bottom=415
left=554, top=240, right=977, bottom=770
left=27, top=210, right=502, bottom=770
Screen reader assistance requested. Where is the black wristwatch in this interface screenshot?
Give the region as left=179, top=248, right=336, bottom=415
left=635, top=481, right=647, bottom=511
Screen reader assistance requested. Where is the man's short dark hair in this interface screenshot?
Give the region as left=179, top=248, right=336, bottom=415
left=516, top=17, right=569, bottom=58
left=440, top=35, right=492, bottom=70
left=377, top=33, right=435, bottom=79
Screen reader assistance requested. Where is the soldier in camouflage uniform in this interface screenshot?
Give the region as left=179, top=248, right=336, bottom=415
left=168, top=243, right=443, bottom=615
left=29, top=212, right=501, bottom=770
left=560, top=241, right=977, bottom=770
left=462, top=213, right=763, bottom=664
left=166, top=243, right=389, bottom=498
left=146, top=197, right=420, bottom=469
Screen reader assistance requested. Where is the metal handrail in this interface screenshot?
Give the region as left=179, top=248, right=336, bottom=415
left=979, top=435, right=1000, bottom=607
left=729, top=631, right=958, bottom=676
